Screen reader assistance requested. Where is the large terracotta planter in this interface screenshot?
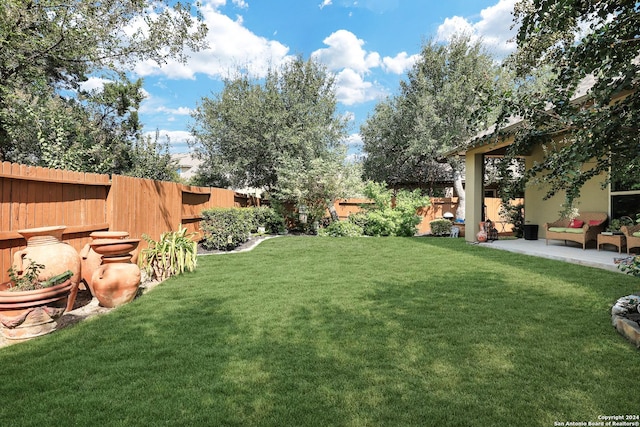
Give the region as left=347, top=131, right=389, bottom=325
left=88, top=238, right=142, bottom=308
left=0, top=279, right=77, bottom=341
left=13, top=226, right=81, bottom=309
left=80, top=231, right=132, bottom=292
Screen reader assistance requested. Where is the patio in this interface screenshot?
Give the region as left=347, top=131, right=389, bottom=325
left=479, top=237, right=633, bottom=272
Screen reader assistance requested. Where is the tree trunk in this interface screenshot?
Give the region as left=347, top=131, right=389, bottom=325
left=327, top=200, right=339, bottom=222
left=453, top=169, right=465, bottom=221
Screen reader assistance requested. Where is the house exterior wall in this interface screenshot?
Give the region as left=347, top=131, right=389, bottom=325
left=463, top=138, right=610, bottom=242
left=523, top=144, right=609, bottom=238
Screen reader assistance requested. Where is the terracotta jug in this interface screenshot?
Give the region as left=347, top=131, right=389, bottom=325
left=80, top=231, right=130, bottom=293
left=13, top=225, right=80, bottom=292
left=90, top=263, right=141, bottom=308
left=88, top=238, right=141, bottom=308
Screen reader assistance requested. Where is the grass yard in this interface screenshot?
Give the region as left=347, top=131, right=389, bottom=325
left=1, top=237, right=639, bottom=426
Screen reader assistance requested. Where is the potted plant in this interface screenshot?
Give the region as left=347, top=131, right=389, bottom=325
left=606, top=216, right=634, bottom=234
left=0, top=261, right=75, bottom=342
left=138, top=225, right=198, bottom=281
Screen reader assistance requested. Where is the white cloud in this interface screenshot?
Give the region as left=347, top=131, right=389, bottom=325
left=344, top=133, right=363, bottom=147
left=133, top=2, right=291, bottom=80
left=312, top=30, right=380, bottom=74
left=232, top=0, right=248, bottom=8
left=319, top=0, right=332, bottom=9
left=157, top=106, right=193, bottom=116
left=436, top=0, right=517, bottom=58
left=334, top=68, right=386, bottom=105
left=382, top=52, right=420, bottom=74
left=78, top=77, right=112, bottom=92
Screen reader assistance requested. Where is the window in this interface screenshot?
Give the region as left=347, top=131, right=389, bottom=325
left=611, top=157, right=640, bottom=218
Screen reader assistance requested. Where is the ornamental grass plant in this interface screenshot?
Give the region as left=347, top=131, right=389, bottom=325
left=1, top=237, right=638, bottom=426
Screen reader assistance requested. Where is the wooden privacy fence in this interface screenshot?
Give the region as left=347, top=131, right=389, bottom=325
left=333, top=197, right=521, bottom=235
left=0, top=162, right=254, bottom=283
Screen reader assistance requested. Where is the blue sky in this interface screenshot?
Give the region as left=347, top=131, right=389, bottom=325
left=100, top=0, right=518, bottom=156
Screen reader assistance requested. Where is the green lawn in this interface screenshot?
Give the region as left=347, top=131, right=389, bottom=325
left=1, top=237, right=638, bottom=426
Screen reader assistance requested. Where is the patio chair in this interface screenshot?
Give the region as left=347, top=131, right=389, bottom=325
left=621, top=223, right=640, bottom=254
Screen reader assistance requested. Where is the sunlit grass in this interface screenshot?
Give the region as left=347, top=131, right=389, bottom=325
left=1, top=237, right=638, bottom=426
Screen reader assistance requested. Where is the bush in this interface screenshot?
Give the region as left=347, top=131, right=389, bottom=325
left=318, top=220, right=363, bottom=237
left=361, top=210, right=398, bottom=236
left=618, top=256, right=640, bottom=277
left=252, top=206, right=286, bottom=234
left=354, top=182, right=430, bottom=237
left=200, top=207, right=286, bottom=251
left=430, top=219, right=452, bottom=236
left=201, top=208, right=253, bottom=251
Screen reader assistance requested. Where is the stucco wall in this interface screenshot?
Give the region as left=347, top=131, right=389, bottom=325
left=523, top=144, right=609, bottom=238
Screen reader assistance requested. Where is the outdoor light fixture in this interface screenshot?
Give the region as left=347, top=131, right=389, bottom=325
left=298, top=205, right=308, bottom=224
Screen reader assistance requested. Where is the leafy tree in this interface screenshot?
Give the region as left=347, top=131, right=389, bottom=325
left=273, top=149, right=364, bottom=227
left=361, top=35, right=500, bottom=219
left=127, top=131, right=180, bottom=182
left=0, top=0, right=207, bottom=173
left=498, top=0, right=640, bottom=207
left=190, top=56, right=351, bottom=204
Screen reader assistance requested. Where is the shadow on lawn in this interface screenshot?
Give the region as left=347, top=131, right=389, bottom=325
left=409, top=237, right=639, bottom=301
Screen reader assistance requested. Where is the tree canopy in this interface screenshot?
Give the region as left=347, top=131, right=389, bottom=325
left=499, top=0, right=640, bottom=205
left=190, top=56, right=352, bottom=198
left=361, top=35, right=500, bottom=218
left=0, top=0, right=207, bottom=177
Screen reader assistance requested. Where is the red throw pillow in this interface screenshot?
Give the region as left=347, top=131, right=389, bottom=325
left=588, top=220, right=601, bottom=226
left=569, top=219, right=584, bottom=228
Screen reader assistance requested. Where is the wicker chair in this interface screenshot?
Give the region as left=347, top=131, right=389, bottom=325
left=621, top=223, right=640, bottom=254
left=544, top=212, right=608, bottom=250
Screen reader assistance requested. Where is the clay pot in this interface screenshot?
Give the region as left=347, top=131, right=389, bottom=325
left=80, top=234, right=137, bottom=293
left=90, top=263, right=141, bottom=308
left=477, top=230, right=488, bottom=242
left=0, top=279, right=77, bottom=341
left=13, top=226, right=81, bottom=308
left=89, top=231, right=130, bottom=240
left=90, top=238, right=140, bottom=259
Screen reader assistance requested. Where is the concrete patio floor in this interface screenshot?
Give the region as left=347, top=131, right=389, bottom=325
left=478, top=237, right=635, bottom=272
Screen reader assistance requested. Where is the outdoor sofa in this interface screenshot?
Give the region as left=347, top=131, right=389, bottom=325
left=544, top=212, right=608, bottom=250
left=621, top=224, right=640, bottom=254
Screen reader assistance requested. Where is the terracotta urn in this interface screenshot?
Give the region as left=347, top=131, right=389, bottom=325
left=0, top=279, right=77, bottom=341
left=89, top=238, right=140, bottom=260
left=13, top=226, right=81, bottom=308
left=90, top=263, right=141, bottom=308
left=80, top=231, right=132, bottom=292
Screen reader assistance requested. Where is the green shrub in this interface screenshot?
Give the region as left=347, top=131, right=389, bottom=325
left=430, top=219, right=452, bottom=236
left=618, top=256, right=640, bottom=277
left=361, top=210, right=398, bottom=236
left=500, top=203, right=524, bottom=238
left=355, top=182, right=430, bottom=237
left=252, top=206, right=286, bottom=234
left=201, top=208, right=253, bottom=251
left=318, top=220, right=363, bottom=237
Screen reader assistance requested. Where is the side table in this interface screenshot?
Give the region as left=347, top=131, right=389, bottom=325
left=597, top=233, right=626, bottom=253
